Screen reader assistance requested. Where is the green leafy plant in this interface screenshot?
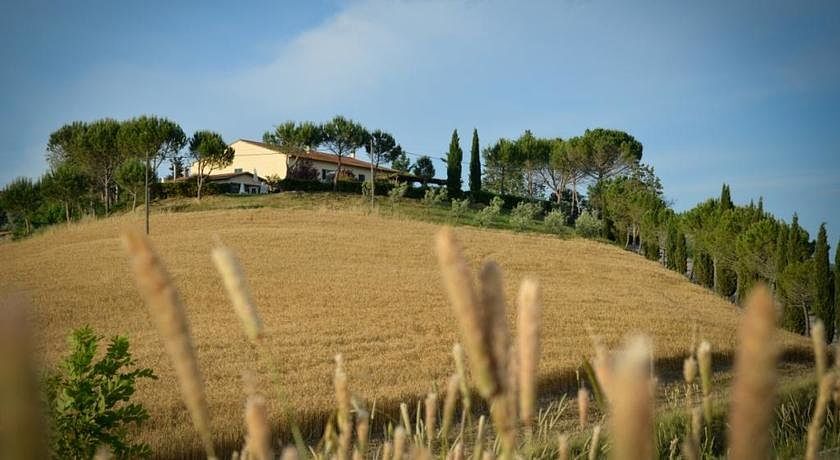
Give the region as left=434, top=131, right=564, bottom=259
left=510, top=201, right=542, bottom=230
left=475, top=196, right=503, bottom=227
left=575, top=210, right=604, bottom=238
left=543, top=209, right=568, bottom=234
left=422, top=187, right=448, bottom=206
left=450, top=197, right=470, bottom=220
left=388, top=182, right=409, bottom=203
left=44, top=326, right=157, bottom=459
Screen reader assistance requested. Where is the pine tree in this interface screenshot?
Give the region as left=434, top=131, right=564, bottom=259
left=675, top=232, right=688, bottom=275
left=719, top=183, right=733, bottom=211
left=835, top=239, right=840, bottom=335
left=446, top=129, right=463, bottom=196
left=469, top=128, right=481, bottom=198
left=775, top=223, right=789, bottom=280
left=813, top=224, right=833, bottom=341
left=665, top=223, right=678, bottom=269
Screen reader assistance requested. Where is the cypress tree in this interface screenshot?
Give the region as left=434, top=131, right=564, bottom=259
left=813, top=224, right=833, bottom=341
left=469, top=128, right=481, bottom=198
left=666, top=223, right=678, bottom=269
left=719, top=183, right=733, bottom=211
left=694, top=251, right=714, bottom=288
left=675, top=232, right=688, bottom=275
left=787, top=213, right=810, bottom=263
left=446, top=129, right=463, bottom=196
left=835, top=239, right=840, bottom=334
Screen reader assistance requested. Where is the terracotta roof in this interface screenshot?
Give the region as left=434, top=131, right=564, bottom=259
left=237, top=139, right=397, bottom=173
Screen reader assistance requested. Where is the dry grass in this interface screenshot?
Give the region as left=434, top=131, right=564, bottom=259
left=0, top=202, right=810, bottom=456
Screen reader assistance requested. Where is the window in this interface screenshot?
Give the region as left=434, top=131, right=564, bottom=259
left=234, top=168, right=243, bottom=173
left=358, top=174, right=365, bottom=182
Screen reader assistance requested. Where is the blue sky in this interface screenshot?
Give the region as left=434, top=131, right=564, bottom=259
left=1, top=0, right=838, bottom=241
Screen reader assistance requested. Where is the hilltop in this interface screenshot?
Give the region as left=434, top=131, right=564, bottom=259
left=0, top=194, right=810, bottom=456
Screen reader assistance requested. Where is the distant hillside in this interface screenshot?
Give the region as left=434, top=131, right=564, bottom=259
left=0, top=198, right=810, bottom=456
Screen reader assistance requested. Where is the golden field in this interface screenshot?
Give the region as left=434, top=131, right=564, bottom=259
left=0, top=197, right=810, bottom=456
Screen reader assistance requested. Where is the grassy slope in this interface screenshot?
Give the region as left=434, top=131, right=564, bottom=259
left=0, top=193, right=810, bottom=456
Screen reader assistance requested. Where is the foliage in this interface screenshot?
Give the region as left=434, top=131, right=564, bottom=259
left=390, top=151, right=411, bottom=173
left=412, top=156, right=436, bottom=185
left=787, top=213, right=811, bottom=264
left=510, top=201, right=542, bottom=230
left=813, top=224, right=834, bottom=342
left=513, top=130, right=552, bottom=199
left=580, top=127, right=643, bottom=182
left=189, top=131, right=234, bottom=200
left=475, top=196, right=503, bottom=227
left=118, top=116, right=186, bottom=173
left=44, top=326, right=157, bottom=459
left=449, top=197, right=470, bottom=220
left=543, top=209, right=568, bottom=234
left=286, top=158, right=319, bottom=181
left=321, top=116, right=368, bottom=190
left=0, top=177, right=42, bottom=235
left=115, top=158, right=148, bottom=211
left=422, top=187, right=448, bottom=206
left=446, top=129, right=463, bottom=195
left=154, top=178, right=223, bottom=199
left=482, top=138, right=524, bottom=196
left=263, top=120, right=324, bottom=152
left=575, top=210, right=603, bottom=238
left=41, top=164, right=88, bottom=223
left=599, top=164, right=665, bottom=248
left=778, top=261, right=813, bottom=334
left=388, top=182, right=409, bottom=203
left=469, top=128, right=481, bottom=197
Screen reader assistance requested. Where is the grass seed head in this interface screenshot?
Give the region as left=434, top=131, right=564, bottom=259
left=683, top=356, right=697, bottom=385
left=211, top=245, right=263, bottom=343
left=516, top=278, right=541, bottom=428
left=811, top=321, right=827, bottom=381
left=244, top=394, right=272, bottom=460
left=578, top=387, right=590, bottom=429
left=727, top=284, right=779, bottom=460
left=806, top=373, right=836, bottom=460
left=609, top=336, right=654, bottom=460
left=121, top=229, right=216, bottom=459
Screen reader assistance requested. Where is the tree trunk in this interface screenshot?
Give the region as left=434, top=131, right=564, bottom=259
left=104, top=181, right=110, bottom=215
left=132, top=193, right=137, bottom=212
left=712, top=256, right=719, bottom=293
left=64, top=201, right=70, bottom=224
left=803, top=304, right=811, bottom=337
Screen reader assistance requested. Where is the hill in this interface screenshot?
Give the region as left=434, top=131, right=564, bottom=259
left=0, top=195, right=810, bottom=456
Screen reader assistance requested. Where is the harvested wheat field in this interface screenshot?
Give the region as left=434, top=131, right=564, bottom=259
left=0, top=203, right=810, bottom=457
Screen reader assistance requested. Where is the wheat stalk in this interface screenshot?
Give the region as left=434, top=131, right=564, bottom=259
left=121, top=229, right=216, bottom=459
left=578, top=387, right=590, bottom=429
left=393, top=426, right=407, bottom=460
left=425, top=392, right=438, bottom=449
left=211, top=245, right=263, bottom=343
left=609, top=336, right=654, bottom=460
left=244, top=394, right=272, bottom=460
left=811, top=321, right=827, bottom=382
left=727, top=284, right=778, bottom=460
left=334, top=354, right=351, bottom=460
left=806, top=371, right=836, bottom=459
left=588, top=424, right=601, bottom=460
left=696, top=340, right=712, bottom=424
left=517, top=278, right=541, bottom=431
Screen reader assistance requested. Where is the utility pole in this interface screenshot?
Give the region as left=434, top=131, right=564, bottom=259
left=370, top=139, right=375, bottom=206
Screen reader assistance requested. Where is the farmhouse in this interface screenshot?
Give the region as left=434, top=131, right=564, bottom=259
left=190, top=139, right=398, bottom=184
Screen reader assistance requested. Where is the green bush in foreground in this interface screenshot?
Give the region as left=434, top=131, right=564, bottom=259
left=543, top=209, right=568, bottom=234
left=475, top=196, right=503, bottom=227
left=575, top=210, right=604, bottom=238
left=510, top=201, right=542, bottom=230
left=44, top=327, right=157, bottom=459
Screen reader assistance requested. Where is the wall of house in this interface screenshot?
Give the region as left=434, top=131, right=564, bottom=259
left=209, top=174, right=267, bottom=194
left=189, top=140, right=288, bottom=179
left=309, top=159, right=379, bottom=182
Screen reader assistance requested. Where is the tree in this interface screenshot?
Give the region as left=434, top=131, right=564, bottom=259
left=836, top=239, right=840, bottom=335
left=778, top=261, right=813, bottom=335
left=0, top=177, right=41, bottom=235
left=118, top=116, right=187, bottom=234
left=483, top=139, right=523, bottom=196
left=391, top=151, right=411, bottom=173
left=321, top=116, right=368, bottom=191
left=469, top=128, right=481, bottom=198
left=675, top=231, right=688, bottom=275
left=719, top=183, right=733, bottom=212
left=46, top=121, right=88, bottom=169
left=563, top=136, right=591, bottom=216
left=41, top=164, right=88, bottom=223
left=412, top=156, right=436, bottom=185
left=666, top=221, right=679, bottom=269
left=446, top=129, right=463, bottom=195
left=787, top=213, right=810, bottom=263
left=44, top=326, right=156, bottom=458
left=263, top=120, right=325, bottom=173
left=581, top=128, right=643, bottom=183
left=364, top=129, right=402, bottom=200
left=81, top=119, right=124, bottom=215
left=774, top=223, right=789, bottom=281
left=600, top=164, right=665, bottom=249
left=115, top=158, right=147, bottom=212
left=813, top=224, right=833, bottom=341
left=514, top=130, right=551, bottom=199
left=189, top=131, right=234, bottom=200
left=694, top=251, right=714, bottom=288
left=735, top=219, right=777, bottom=303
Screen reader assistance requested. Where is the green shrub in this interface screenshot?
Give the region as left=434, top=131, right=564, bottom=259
left=543, top=209, right=568, bottom=234
left=575, top=210, right=604, bottom=238
left=450, top=198, right=471, bottom=220
left=475, top=197, right=503, bottom=227
left=44, top=326, right=157, bottom=459
left=422, top=187, right=448, bottom=206
left=510, top=202, right=542, bottom=230
left=388, top=182, right=409, bottom=203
